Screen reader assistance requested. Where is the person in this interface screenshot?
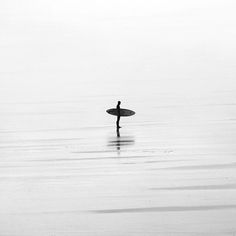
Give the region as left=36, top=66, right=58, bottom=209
left=116, top=101, right=121, bottom=129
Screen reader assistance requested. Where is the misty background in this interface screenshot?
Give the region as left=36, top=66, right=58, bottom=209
left=0, top=0, right=235, bottom=102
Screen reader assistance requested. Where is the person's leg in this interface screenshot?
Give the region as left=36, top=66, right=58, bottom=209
left=116, top=117, right=119, bottom=128
left=116, top=116, right=121, bottom=128
left=116, top=127, right=120, bottom=137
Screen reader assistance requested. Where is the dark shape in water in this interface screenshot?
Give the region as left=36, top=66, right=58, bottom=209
left=108, top=128, right=135, bottom=154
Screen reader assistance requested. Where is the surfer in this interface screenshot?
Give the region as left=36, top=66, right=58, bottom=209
left=116, top=101, right=121, bottom=129
left=106, top=102, right=135, bottom=130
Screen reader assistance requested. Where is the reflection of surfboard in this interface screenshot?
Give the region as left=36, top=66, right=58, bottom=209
left=106, top=108, right=135, bottom=117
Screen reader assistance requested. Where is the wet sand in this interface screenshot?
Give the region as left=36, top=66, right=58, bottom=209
left=0, top=92, right=236, bottom=236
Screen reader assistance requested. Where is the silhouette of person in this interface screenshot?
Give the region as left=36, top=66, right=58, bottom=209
left=116, top=101, right=121, bottom=129
left=116, top=126, right=120, bottom=137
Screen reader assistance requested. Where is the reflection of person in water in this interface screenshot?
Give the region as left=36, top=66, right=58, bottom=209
left=116, top=101, right=121, bottom=129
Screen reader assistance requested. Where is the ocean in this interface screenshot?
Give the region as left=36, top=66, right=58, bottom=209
left=0, top=87, right=236, bottom=235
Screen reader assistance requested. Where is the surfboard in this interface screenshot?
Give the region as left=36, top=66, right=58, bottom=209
left=106, top=108, right=135, bottom=117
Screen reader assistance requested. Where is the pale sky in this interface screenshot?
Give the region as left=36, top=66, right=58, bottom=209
left=0, top=0, right=236, bottom=101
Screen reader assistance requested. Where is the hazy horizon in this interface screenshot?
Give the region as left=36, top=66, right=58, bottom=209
left=1, top=0, right=236, bottom=102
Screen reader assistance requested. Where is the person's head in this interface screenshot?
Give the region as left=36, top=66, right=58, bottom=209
left=118, top=101, right=121, bottom=105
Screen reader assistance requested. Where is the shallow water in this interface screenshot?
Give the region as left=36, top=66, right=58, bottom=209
left=0, top=89, right=236, bottom=236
